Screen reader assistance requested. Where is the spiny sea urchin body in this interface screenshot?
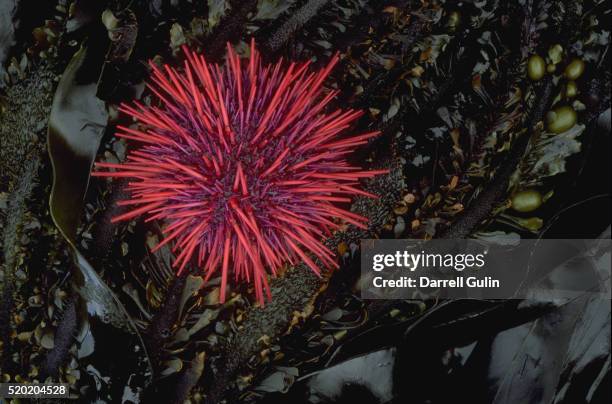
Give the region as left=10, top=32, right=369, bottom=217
left=93, top=40, right=387, bottom=304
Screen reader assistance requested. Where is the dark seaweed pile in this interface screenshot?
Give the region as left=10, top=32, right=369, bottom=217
left=0, top=1, right=610, bottom=403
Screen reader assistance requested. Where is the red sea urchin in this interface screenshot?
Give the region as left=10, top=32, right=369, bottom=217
left=92, top=40, right=387, bottom=304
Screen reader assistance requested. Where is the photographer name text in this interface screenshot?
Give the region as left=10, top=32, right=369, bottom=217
left=369, top=251, right=501, bottom=290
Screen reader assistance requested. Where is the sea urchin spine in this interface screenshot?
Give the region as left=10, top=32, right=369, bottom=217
left=92, top=40, right=387, bottom=304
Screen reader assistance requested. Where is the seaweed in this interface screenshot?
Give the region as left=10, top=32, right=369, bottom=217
left=0, top=0, right=609, bottom=402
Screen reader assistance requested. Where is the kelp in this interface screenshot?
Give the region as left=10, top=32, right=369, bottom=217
left=0, top=0, right=610, bottom=402
left=48, top=45, right=108, bottom=243
left=46, top=43, right=153, bottom=392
